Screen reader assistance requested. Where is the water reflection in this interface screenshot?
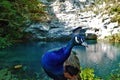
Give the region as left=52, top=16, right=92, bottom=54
left=87, top=42, right=119, bottom=63
left=74, top=41, right=120, bottom=77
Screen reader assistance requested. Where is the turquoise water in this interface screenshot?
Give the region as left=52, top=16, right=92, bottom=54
left=0, top=40, right=120, bottom=79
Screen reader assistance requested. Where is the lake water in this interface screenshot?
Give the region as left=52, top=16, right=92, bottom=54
left=0, top=40, right=120, bottom=79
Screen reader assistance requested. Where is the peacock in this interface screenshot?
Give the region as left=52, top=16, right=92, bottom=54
left=41, top=33, right=88, bottom=80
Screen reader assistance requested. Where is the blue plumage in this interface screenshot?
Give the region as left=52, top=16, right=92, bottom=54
left=41, top=34, right=87, bottom=80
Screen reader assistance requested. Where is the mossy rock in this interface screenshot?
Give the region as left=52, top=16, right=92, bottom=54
left=103, top=33, right=120, bottom=42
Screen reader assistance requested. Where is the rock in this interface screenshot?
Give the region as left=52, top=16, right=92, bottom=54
left=39, top=0, right=48, bottom=4
left=106, top=22, right=118, bottom=29
left=98, top=29, right=112, bottom=39
left=14, top=64, right=22, bottom=69
left=25, top=23, right=50, bottom=32
left=112, top=27, right=120, bottom=35
left=25, top=0, right=120, bottom=41
left=86, top=33, right=97, bottom=40
left=85, top=30, right=97, bottom=40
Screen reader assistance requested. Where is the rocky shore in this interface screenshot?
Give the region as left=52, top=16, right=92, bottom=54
left=25, top=0, right=120, bottom=41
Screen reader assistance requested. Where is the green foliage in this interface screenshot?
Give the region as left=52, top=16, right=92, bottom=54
left=0, top=0, right=25, bottom=48
left=104, top=33, right=120, bottom=42
left=0, top=66, right=43, bottom=80
left=0, top=69, right=17, bottom=80
left=80, top=65, right=120, bottom=80
left=108, top=1, right=120, bottom=24
left=0, top=0, right=48, bottom=48
left=0, top=66, right=119, bottom=80
left=0, top=36, right=12, bottom=48
left=80, top=67, right=101, bottom=80
left=15, top=0, right=49, bottom=22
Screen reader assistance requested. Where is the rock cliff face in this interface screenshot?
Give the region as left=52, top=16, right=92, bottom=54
left=25, top=0, right=120, bottom=41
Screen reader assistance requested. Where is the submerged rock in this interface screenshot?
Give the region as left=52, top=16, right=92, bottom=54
left=14, top=64, right=22, bottom=69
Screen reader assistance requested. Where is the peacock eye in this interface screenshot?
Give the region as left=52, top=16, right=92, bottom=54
left=75, top=37, right=80, bottom=43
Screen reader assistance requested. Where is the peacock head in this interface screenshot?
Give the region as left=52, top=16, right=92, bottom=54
left=73, top=35, right=88, bottom=47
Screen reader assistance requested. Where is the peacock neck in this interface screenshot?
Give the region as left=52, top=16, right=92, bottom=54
left=64, top=38, right=74, bottom=54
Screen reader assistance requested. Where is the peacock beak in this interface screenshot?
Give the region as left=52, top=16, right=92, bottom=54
left=81, top=42, right=88, bottom=47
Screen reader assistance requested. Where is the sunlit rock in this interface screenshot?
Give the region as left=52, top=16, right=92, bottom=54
left=26, top=0, right=120, bottom=41
left=79, top=0, right=86, bottom=3
left=112, top=28, right=120, bottom=35
left=88, top=17, right=104, bottom=29
left=98, top=29, right=112, bottom=39
left=106, top=22, right=118, bottom=29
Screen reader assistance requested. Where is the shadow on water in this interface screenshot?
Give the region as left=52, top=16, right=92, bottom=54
left=0, top=40, right=120, bottom=79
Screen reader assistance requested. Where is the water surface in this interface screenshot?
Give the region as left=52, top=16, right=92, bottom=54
left=0, top=40, right=120, bottom=79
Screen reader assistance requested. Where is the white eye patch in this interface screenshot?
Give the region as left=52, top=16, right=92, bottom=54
left=81, top=38, right=83, bottom=42
left=75, top=36, right=80, bottom=43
